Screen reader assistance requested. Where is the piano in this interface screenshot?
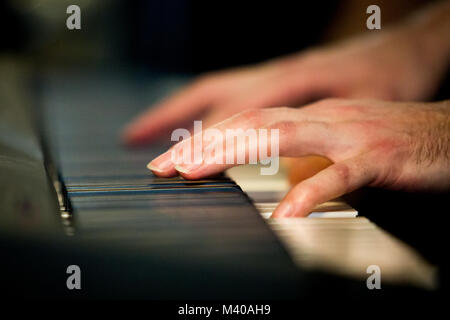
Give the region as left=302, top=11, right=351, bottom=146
left=0, top=62, right=438, bottom=300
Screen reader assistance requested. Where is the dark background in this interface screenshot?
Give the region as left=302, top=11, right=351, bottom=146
left=0, top=0, right=447, bottom=301
left=0, top=0, right=339, bottom=72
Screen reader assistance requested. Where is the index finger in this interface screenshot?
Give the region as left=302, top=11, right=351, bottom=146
left=121, top=79, right=219, bottom=146
left=148, top=107, right=333, bottom=179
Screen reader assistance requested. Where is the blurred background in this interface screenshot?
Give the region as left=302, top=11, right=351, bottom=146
left=1, top=0, right=449, bottom=299
left=0, top=0, right=430, bottom=73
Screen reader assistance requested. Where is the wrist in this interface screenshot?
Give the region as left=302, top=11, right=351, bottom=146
left=414, top=101, right=450, bottom=190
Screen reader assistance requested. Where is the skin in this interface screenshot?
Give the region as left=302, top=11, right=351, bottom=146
left=121, top=2, right=450, bottom=217
left=122, top=2, right=450, bottom=146
left=148, top=99, right=450, bottom=217
left=122, top=32, right=436, bottom=145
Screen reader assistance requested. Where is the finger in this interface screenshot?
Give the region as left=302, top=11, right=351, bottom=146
left=122, top=79, right=220, bottom=146
left=231, top=71, right=328, bottom=111
left=147, top=109, right=266, bottom=176
left=272, top=156, right=376, bottom=218
left=146, top=150, right=179, bottom=177
left=202, top=66, right=331, bottom=129
left=168, top=108, right=333, bottom=179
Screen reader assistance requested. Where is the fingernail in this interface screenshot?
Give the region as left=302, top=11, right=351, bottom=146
left=147, top=162, right=164, bottom=173
left=147, top=151, right=173, bottom=172
left=274, top=202, right=293, bottom=217
left=175, top=162, right=202, bottom=174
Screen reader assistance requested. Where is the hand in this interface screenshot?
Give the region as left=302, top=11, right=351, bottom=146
left=147, top=99, right=450, bottom=217
left=122, top=25, right=444, bottom=146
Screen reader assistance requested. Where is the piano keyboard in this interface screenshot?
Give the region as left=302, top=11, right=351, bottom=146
left=39, top=71, right=302, bottom=294
left=228, top=165, right=436, bottom=289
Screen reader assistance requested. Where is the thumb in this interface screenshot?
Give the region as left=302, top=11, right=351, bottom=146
left=272, top=156, right=376, bottom=217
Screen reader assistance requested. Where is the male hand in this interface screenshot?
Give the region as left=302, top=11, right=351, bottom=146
left=147, top=99, right=450, bottom=217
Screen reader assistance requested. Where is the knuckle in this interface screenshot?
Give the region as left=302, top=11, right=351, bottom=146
left=268, top=120, right=297, bottom=136
left=294, top=184, right=318, bottom=210
left=333, top=163, right=351, bottom=189
left=238, top=109, right=264, bottom=125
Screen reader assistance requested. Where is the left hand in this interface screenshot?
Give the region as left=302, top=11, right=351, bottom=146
left=148, top=99, right=450, bottom=217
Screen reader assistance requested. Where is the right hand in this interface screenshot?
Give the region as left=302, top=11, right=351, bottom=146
left=147, top=99, right=450, bottom=216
